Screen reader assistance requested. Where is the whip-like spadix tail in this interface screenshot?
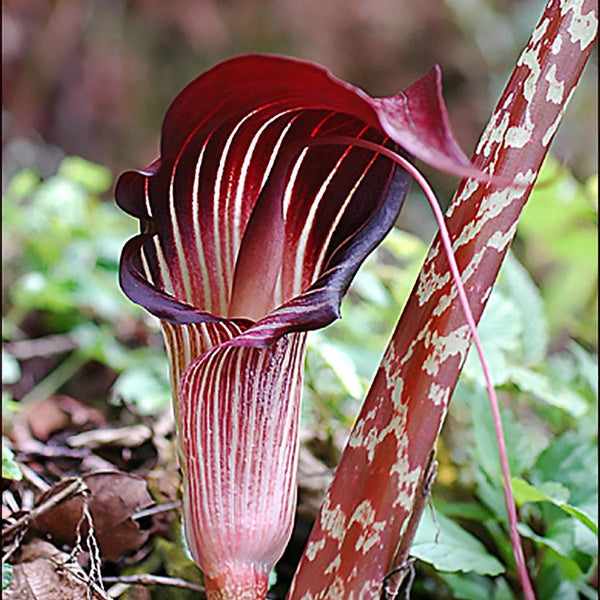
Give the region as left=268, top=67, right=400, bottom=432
left=300, top=134, right=536, bottom=600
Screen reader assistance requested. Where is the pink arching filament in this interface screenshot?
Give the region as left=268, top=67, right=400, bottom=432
left=303, top=135, right=537, bottom=600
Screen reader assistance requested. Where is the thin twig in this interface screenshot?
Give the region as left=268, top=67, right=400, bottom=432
left=103, top=574, right=205, bottom=593
left=18, top=462, right=51, bottom=492
left=4, top=335, right=78, bottom=360
left=46, top=554, right=112, bottom=600
left=2, top=478, right=87, bottom=539
left=19, top=351, right=89, bottom=407
left=131, top=501, right=181, bottom=520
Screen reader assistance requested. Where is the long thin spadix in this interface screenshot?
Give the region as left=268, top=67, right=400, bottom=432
left=304, top=135, right=535, bottom=600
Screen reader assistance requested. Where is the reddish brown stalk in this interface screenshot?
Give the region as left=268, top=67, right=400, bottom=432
left=289, top=1, right=597, bottom=598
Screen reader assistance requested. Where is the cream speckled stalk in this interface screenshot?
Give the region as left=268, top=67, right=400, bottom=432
left=289, top=1, right=597, bottom=597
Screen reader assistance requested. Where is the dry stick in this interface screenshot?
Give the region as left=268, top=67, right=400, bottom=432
left=17, top=462, right=51, bottom=493
left=131, top=500, right=181, bottom=520
left=47, top=556, right=113, bottom=600
left=309, top=135, right=536, bottom=599
left=2, top=478, right=88, bottom=565
left=102, top=574, right=205, bottom=593
left=18, top=350, right=89, bottom=407
left=4, top=334, right=78, bottom=360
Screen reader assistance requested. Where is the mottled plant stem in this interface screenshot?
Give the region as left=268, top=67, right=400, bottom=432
left=290, top=1, right=597, bottom=598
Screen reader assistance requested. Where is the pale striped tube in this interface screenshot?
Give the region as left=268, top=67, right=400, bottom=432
left=166, top=325, right=306, bottom=598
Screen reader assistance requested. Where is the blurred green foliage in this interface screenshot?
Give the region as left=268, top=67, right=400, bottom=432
left=1, top=154, right=597, bottom=598
left=2, top=438, right=22, bottom=482
left=2, top=561, right=13, bottom=590
left=2, top=156, right=171, bottom=412
left=518, top=159, right=598, bottom=347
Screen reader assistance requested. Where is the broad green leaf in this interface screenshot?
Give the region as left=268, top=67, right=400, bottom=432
left=498, top=252, right=549, bottom=363
left=573, top=517, right=598, bottom=556
left=519, top=520, right=594, bottom=579
left=535, top=560, right=581, bottom=600
left=113, top=360, right=171, bottom=415
left=412, top=507, right=504, bottom=575
left=307, top=338, right=364, bottom=399
left=441, top=572, right=494, bottom=600
left=512, top=478, right=571, bottom=503
left=434, top=500, right=493, bottom=522
left=442, top=573, right=515, bottom=600
left=508, top=365, right=588, bottom=417
left=512, top=477, right=597, bottom=535
left=462, top=292, right=522, bottom=386
left=469, top=383, right=542, bottom=478
left=518, top=523, right=574, bottom=565
left=533, top=432, right=598, bottom=508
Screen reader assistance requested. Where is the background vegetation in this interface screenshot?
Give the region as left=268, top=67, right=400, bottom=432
left=2, top=1, right=597, bottom=598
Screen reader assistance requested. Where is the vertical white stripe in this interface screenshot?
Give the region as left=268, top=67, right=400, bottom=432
left=312, top=146, right=381, bottom=279
left=232, top=109, right=299, bottom=256
left=153, top=238, right=175, bottom=296
left=168, top=168, right=194, bottom=302
left=191, top=139, right=213, bottom=311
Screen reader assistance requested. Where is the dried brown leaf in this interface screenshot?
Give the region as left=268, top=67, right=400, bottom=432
left=21, top=395, right=107, bottom=443
left=31, top=471, right=155, bottom=562
left=4, top=540, right=109, bottom=600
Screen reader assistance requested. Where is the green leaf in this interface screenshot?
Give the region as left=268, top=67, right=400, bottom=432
left=567, top=341, right=598, bottom=399
left=412, top=507, right=504, bottom=575
left=58, top=156, right=112, bottom=195
left=474, top=467, right=508, bottom=524
left=2, top=350, right=20, bottom=385
left=462, top=291, right=522, bottom=386
left=307, top=337, right=365, bottom=399
left=508, top=365, right=588, bottom=417
left=113, top=359, right=171, bottom=415
left=433, top=500, right=493, bottom=522
left=512, top=477, right=597, bottom=535
left=2, top=439, right=22, bottom=481
left=518, top=521, right=592, bottom=579
left=442, top=573, right=515, bottom=600
left=517, top=158, right=598, bottom=343
left=469, top=383, right=542, bottom=478
left=2, top=562, right=13, bottom=590
left=535, top=560, right=581, bottom=600
left=268, top=569, right=278, bottom=589
left=3, top=168, right=40, bottom=202
left=533, top=432, right=598, bottom=507
left=441, top=572, right=494, bottom=600
left=498, top=252, right=549, bottom=363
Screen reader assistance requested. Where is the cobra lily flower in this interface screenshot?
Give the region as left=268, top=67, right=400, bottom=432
left=115, top=55, right=484, bottom=599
